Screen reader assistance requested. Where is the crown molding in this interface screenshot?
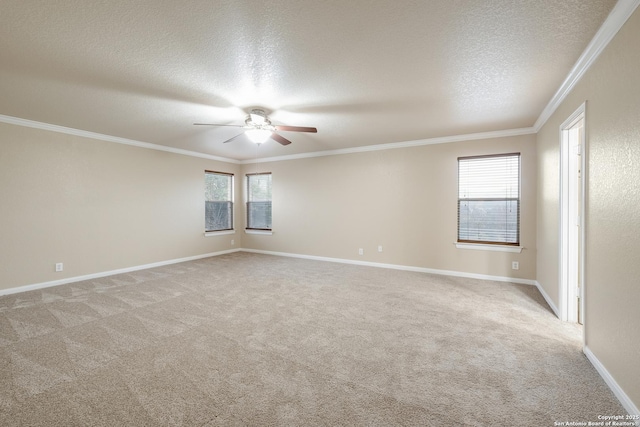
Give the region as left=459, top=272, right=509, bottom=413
left=0, top=112, right=535, bottom=165
left=238, top=127, right=536, bottom=164
left=534, top=0, right=640, bottom=132
left=4, top=2, right=636, bottom=164
left=0, top=114, right=240, bottom=164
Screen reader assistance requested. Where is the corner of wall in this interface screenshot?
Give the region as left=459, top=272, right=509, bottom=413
left=534, top=280, right=559, bottom=318
left=583, top=346, right=640, bottom=420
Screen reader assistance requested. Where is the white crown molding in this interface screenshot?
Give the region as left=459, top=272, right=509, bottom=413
left=583, top=346, right=640, bottom=421
left=241, top=248, right=537, bottom=285
left=0, top=114, right=240, bottom=164
left=0, top=112, right=533, bottom=165
left=0, top=249, right=241, bottom=297
left=534, top=0, right=640, bottom=132
left=239, top=127, right=536, bottom=164
left=4, top=2, right=636, bottom=165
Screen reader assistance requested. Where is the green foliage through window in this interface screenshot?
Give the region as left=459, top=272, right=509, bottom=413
left=458, top=154, right=520, bottom=245
left=247, top=173, right=272, bottom=230
left=205, top=171, right=233, bottom=231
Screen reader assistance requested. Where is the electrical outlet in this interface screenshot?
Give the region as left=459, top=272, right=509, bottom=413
left=378, top=245, right=383, bottom=252
left=231, top=239, right=235, bottom=246
left=358, top=248, right=364, bottom=255
left=512, top=261, right=519, bottom=270
left=55, top=263, right=63, bottom=272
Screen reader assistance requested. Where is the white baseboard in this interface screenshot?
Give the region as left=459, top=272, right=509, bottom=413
left=583, top=346, right=640, bottom=422
left=0, top=249, right=241, bottom=297
left=4, top=248, right=637, bottom=420
left=1, top=247, right=533, bottom=297
left=534, top=280, right=560, bottom=318
left=240, top=248, right=537, bottom=286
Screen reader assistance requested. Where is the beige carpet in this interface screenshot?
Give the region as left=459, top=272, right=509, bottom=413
left=0, top=252, right=625, bottom=426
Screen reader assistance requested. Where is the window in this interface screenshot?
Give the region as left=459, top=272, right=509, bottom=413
left=205, top=171, right=233, bottom=232
left=458, top=153, right=520, bottom=245
left=246, top=173, right=272, bottom=230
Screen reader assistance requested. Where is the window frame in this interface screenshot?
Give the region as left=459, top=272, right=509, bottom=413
left=246, top=172, right=272, bottom=231
left=204, top=170, right=234, bottom=233
left=457, top=152, right=521, bottom=246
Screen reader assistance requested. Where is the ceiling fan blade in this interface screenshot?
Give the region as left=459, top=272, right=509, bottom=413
left=221, top=133, right=245, bottom=144
left=274, top=125, right=317, bottom=133
left=271, top=133, right=292, bottom=146
left=194, top=123, right=245, bottom=127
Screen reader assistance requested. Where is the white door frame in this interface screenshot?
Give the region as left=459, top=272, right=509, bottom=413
left=559, top=102, right=587, bottom=324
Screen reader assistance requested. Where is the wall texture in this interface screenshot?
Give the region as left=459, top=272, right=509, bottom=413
left=3, top=8, right=637, bottom=410
left=242, top=134, right=537, bottom=281
left=536, top=7, right=640, bottom=409
left=0, top=123, right=241, bottom=290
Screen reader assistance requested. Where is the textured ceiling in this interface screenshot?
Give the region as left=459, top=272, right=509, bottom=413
left=0, top=0, right=617, bottom=160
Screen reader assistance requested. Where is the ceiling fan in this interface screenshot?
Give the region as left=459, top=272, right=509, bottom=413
left=194, top=108, right=317, bottom=145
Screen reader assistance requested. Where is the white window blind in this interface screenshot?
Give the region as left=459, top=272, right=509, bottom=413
left=458, top=153, right=520, bottom=245
left=205, top=171, right=233, bottom=232
left=246, top=173, right=272, bottom=230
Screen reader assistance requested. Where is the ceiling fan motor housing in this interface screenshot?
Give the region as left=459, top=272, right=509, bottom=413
left=246, top=109, right=273, bottom=129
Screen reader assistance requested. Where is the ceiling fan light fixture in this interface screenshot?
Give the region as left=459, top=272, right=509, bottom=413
left=195, top=108, right=316, bottom=146
left=245, top=129, right=272, bottom=144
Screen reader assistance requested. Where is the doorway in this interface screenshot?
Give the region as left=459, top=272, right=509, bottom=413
left=560, top=103, right=586, bottom=325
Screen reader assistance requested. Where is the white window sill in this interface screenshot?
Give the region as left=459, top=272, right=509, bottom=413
left=245, top=229, right=273, bottom=235
left=204, top=230, right=236, bottom=237
left=455, top=243, right=523, bottom=253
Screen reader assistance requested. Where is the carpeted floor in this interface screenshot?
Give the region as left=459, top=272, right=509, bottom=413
left=0, top=252, right=626, bottom=426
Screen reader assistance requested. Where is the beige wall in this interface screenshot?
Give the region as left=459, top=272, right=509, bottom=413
left=242, top=134, right=537, bottom=280
left=537, top=8, right=640, bottom=408
left=0, top=5, right=635, bottom=412
left=2, top=122, right=536, bottom=288
left=0, top=122, right=241, bottom=290
left=1, top=10, right=637, bottom=407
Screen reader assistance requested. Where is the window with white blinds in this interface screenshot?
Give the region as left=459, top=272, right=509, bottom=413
left=458, top=153, right=520, bottom=245
left=246, top=173, right=272, bottom=230
left=205, top=171, right=234, bottom=232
